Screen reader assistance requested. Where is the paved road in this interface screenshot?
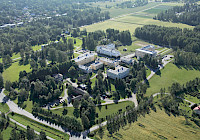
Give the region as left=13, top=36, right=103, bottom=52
left=0, top=89, right=92, bottom=140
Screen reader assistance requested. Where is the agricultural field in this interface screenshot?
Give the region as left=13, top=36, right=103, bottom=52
left=8, top=113, right=70, bottom=140
left=2, top=62, right=31, bottom=82
left=81, top=2, right=192, bottom=34
left=92, top=108, right=200, bottom=140
left=146, top=63, right=200, bottom=97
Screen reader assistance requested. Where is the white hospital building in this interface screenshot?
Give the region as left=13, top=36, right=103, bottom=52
left=74, top=52, right=95, bottom=65
left=135, top=45, right=157, bottom=59
left=96, top=44, right=121, bottom=57
left=107, top=65, right=130, bottom=79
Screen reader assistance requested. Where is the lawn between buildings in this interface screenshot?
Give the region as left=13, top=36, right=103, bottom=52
left=92, top=107, right=200, bottom=140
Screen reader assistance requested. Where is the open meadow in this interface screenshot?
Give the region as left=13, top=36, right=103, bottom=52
left=146, top=63, right=200, bottom=97
left=93, top=108, right=200, bottom=140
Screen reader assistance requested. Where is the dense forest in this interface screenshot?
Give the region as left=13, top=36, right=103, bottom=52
left=82, top=29, right=132, bottom=50
left=135, top=25, right=200, bottom=53
left=154, top=3, right=200, bottom=26
left=0, top=0, right=110, bottom=25
left=0, top=0, right=110, bottom=59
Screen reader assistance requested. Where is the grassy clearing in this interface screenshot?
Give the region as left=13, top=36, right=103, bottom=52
left=146, top=63, right=200, bottom=97
left=32, top=44, right=41, bottom=51
left=1, top=127, right=13, bottom=140
left=117, top=43, right=141, bottom=54
left=13, top=98, right=33, bottom=113
left=93, top=108, right=200, bottom=140
left=0, top=103, right=9, bottom=113
left=2, top=62, right=31, bottom=82
left=8, top=113, right=69, bottom=140
left=96, top=101, right=134, bottom=119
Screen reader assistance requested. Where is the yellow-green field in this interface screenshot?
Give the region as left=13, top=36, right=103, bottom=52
left=3, top=62, right=31, bottom=82
left=93, top=108, right=200, bottom=140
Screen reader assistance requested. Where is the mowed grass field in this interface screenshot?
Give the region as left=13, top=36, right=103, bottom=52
left=93, top=108, right=200, bottom=140
left=146, top=63, right=200, bottom=97
left=3, top=62, right=31, bottom=82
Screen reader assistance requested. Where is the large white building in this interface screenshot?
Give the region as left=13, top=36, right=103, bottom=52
left=107, top=65, right=130, bottom=79
left=96, top=57, right=119, bottom=68
left=74, top=52, right=95, bottom=65
left=96, top=44, right=121, bottom=57
left=135, top=45, right=157, bottom=59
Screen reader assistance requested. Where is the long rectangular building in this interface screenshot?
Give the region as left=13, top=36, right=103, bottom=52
left=74, top=52, right=95, bottom=65
left=96, top=44, right=121, bottom=57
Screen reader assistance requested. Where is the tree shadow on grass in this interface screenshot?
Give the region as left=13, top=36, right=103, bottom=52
left=155, top=70, right=161, bottom=77
left=175, top=64, right=200, bottom=71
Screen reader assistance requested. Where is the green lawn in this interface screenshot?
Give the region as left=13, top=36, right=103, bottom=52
left=3, top=62, right=31, bottom=82
left=117, top=43, right=141, bottom=54
left=51, top=101, right=134, bottom=121
left=14, top=98, right=33, bottom=113
left=0, top=103, right=9, bottom=113
left=146, top=63, right=200, bottom=97
left=93, top=108, right=200, bottom=140
left=96, top=101, right=134, bottom=119
left=1, top=127, right=13, bottom=140
left=146, top=67, right=151, bottom=77
left=8, top=113, right=69, bottom=140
